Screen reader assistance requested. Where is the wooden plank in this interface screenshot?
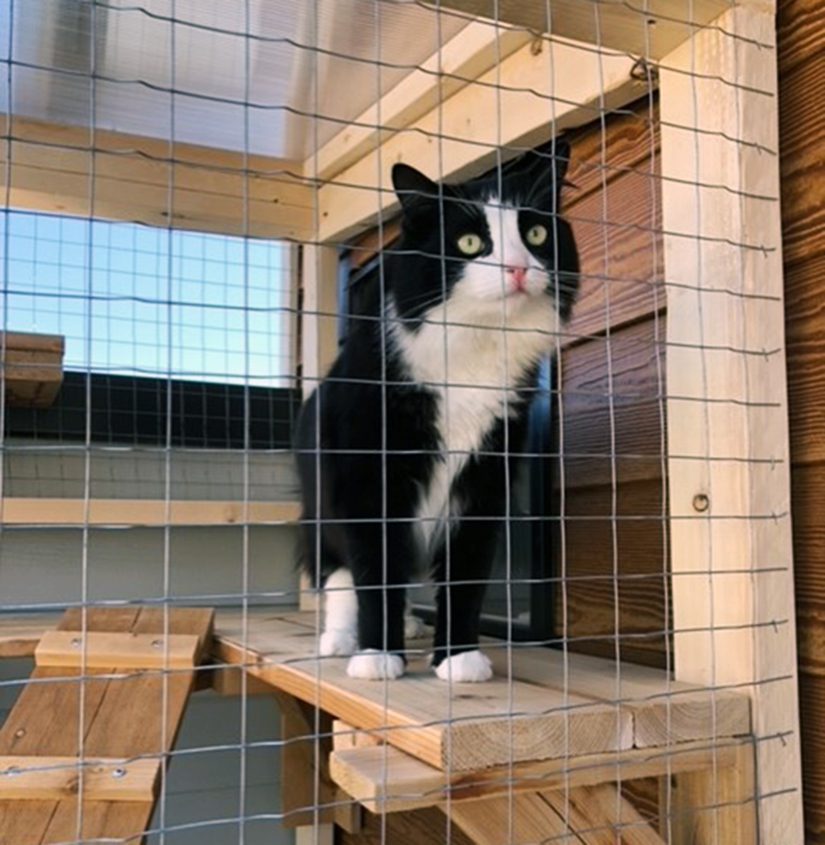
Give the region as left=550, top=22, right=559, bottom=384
left=308, top=23, right=531, bottom=181
left=216, top=627, right=632, bottom=772
left=0, top=757, right=159, bottom=802
left=430, top=1, right=734, bottom=60
left=791, top=464, right=825, bottom=677
left=785, top=255, right=825, bottom=466
left=38, top=607, right=213, bottom=843
left=318, top=39, right=641, bottom=242
left=565, top=101, right=660, bottom=202
left=667, top=742, right=757, bottom=845
left=0, top=116, right=313, bottom=241
left=300, top=243, right=340, bottom=400
left=1, top=332, right=65, bottom=408
left=556, top=479, right=669, bottom=669
left=543, top=783, right=665, bottom=845
left=329, top=739, right=744, bottom=814
left=0, top=607, right=213, bottom=844
left=0, top=614, right=61, bottom=659
left=35, top=630, right=200, bottom=670
left=660, top=7, right=803, bottom=843
left=564, top=169, right=664, bottom=347
left=447, top=792, right=585, bottom=845
left=0, top=497, right=301, bottom=526
left=560, top=320, right=667, bottom=489
left=340, top=805, right=475, bottom=845
left=0, top=607, right=142, bottom=845
left=485, top=648, right=750, bottom=749
left=276, top=695, right=362, bottom=836
left=797, top=670, right=825, bottom=841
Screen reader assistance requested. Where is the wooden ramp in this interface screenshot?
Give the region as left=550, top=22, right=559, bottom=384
left=0, top=606, right=213, bottom=844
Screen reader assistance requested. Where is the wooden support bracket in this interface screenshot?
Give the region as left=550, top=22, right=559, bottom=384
left=0, top=756, right=160, bottom=802
left=35, top=630, right=201, bottom=670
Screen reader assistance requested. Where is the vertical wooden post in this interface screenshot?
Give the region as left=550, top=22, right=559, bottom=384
left=666, top=743, right=757, bottom=845
left=276, top=691, right=361, bottom=841
left=298, top=243, right=340, bottom=612
left=660, top=5, right=803, bottom=843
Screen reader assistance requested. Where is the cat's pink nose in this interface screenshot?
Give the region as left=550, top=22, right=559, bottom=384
left=506, top=266, right=528, bottom=290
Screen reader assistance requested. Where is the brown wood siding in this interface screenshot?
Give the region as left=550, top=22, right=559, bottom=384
left=779, top=0, right=825, bottom=840
left=555, top=98, right=668, bottom=669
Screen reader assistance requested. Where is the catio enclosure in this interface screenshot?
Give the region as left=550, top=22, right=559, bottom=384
left=0, top=1, right=807, bottom=844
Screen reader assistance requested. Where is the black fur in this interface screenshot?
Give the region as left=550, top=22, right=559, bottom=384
left=295, top=142, right=579, bottom=667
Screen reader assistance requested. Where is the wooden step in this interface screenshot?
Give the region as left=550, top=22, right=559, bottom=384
left=0, top=606, right=213, bottom=844
left=327, top=736, right=747, bottom=813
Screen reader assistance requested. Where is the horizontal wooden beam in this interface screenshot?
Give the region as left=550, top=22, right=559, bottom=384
left=1, top=116, right=314, bottom=241
left=317, top=38, right=641, bottom=243
left=2, top=332, right=65, bottom=408
left=329, top=738, right=746, bottom=813
left=0, top=756, right=160, bottom=802
left=0, top=498, right=301, bottom=527
left=35, top=630, right=200, bottom=670
left=429, top=0, right=734, bottom=59
left=306, top=22, right=531, bottom=182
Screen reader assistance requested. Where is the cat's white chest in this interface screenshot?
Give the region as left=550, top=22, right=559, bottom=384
left=392, top=303, right=558, bottom=553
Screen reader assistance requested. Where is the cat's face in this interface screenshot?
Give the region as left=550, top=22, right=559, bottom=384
left=390, top=145, right=579, bottom=326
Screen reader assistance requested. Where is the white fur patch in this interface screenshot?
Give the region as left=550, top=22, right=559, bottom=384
left=347, top=650, right=406, bottom=680
left=321, top=568, right=358, bottom=656
left=319, top=629, right=358, bottom=657
left=390, top=203, right=561, bottom=553
left=434, top=649, right=493, bottom=683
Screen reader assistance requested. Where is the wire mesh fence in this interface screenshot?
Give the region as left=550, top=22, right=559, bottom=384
left=0, top=1, right=801, bottom=844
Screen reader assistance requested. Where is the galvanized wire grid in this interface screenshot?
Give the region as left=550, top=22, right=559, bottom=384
left=0, top=1, right=793, bottom=844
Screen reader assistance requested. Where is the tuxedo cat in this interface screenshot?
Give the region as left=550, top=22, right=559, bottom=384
left=295, top=142, right=579, bottom=681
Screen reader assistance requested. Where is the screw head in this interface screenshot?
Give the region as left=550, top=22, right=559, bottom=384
left=112, top=767, right=127, bottom=779
left=14, top=728, right=26, bottom=739
left=151, top=639, right=164, bottom=649
left=71, top=637, right=82, bottom=647
left=692, top=493, right=710, bottom=513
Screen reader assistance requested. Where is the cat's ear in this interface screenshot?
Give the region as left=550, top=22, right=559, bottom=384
left=520, top=138, right=573, bottom=209
left=392, top=163, right=442, bottom=214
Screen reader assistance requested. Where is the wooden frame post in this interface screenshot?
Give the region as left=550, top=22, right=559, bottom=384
left=661, top=5, right=803, bottom=843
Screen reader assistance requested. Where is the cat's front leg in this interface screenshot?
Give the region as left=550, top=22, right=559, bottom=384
left=345, top=524, right=410, bottom=680
left=319, top=567, right=359, bottom=657
left=431, top=517, right=498, bottom=683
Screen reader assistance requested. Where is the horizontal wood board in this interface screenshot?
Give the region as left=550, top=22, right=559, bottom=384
left=214, top=611, right=748, bottom=774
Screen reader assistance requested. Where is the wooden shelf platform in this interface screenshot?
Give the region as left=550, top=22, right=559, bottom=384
left=214, top=611, right=751, bottom=773
left=0, top=609, right=756, bottom=843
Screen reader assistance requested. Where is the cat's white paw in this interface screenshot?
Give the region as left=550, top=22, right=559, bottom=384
left=347, top=650, right=405, bottom=680
left=404, top=613, right=427, bottom=640
left=319, top=629, right=358, bottom=657
left=434, top=650, right=493, bottom=683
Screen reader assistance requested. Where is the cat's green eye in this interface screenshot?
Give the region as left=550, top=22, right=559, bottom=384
left=457, top=233, right=484, bottom=256
left=526, top=224, right=548, bottom=246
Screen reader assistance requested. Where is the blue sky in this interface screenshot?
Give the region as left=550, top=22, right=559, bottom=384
left=0, top=210, right=292, bottom=387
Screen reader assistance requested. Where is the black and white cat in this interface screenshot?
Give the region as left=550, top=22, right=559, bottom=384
left=295, top=142, right=579, bottom=682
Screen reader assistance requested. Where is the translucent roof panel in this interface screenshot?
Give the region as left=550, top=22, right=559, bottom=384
left=1, top=0, right=469, bottom=159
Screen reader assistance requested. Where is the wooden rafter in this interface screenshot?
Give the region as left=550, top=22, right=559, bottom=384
left=1, top=116, right=314, bottom=241
left=430, top=0, right=739, bottom=59
left=305, top=22, right=531, bottom=182
left=316, top=37, right=641, bottom=243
